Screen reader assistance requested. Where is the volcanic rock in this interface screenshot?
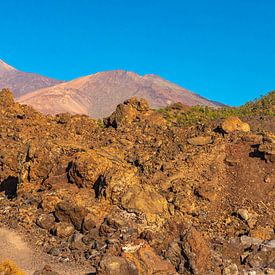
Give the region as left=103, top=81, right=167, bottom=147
left=98, top=256, right=137, bottom=275
left=55, top=222, right=75, bottom=238
left=221, top=116, right=250, bottom=133
left=181, top=228, right=212, bottom=274
left=187, top=135, right=213, bottom=146
left=0, top=88, right=15, bottom=108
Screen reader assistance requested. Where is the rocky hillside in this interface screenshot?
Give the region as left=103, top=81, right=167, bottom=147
left=159, top=91, right=275, bottom=128
left=0, top=59, right=63, bottom=97
left=0, top=88, right=274, bottom=274
left=17, top=70, right=223, bottom=118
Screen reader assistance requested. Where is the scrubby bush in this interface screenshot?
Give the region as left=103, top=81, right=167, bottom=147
left=159, top=91, right=274, bottom=125
left=0, top=260, right=25, bottom=275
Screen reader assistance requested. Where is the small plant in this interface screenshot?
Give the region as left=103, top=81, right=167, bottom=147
left=0, top=260, right=25, bottom=275
left=97, top=118, right=105, bottom=128
left=158, top=91, right=274, bottom=125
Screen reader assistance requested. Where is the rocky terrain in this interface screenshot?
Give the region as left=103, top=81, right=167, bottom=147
left=17, top=70, right=223, bottom=118
left=0, top=60, right=63, bottom=97
left=0, top=88, right=274, bottom=274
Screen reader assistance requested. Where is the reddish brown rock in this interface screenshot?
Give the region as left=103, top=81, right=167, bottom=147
left=124, top=243, right=177, bottom=275
left=181, top=228, right=212, bottom=274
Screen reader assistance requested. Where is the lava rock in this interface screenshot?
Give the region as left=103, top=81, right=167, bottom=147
left=55, top=222, right=75, bottom=238
left=36, top=214, right=55, bottom=230
left=187, top=136, right=212, bottom=146
left=221, top=116, right=250, bottom=133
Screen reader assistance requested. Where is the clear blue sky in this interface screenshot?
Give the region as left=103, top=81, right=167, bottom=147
left=0, top=0, right=274, bottom=106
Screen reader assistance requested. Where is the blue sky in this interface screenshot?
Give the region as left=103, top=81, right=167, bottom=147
left=0, top=0, right=274, bottom=106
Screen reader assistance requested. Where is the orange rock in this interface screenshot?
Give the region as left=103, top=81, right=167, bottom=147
left=221, top=116, right=250, bottom=133
left=181, top=228, right=212, bottom=274
left=123, top=243, right=177, bottom=275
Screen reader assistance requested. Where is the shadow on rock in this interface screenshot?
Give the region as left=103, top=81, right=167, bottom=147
left=0, top=176, right=19, bottom=199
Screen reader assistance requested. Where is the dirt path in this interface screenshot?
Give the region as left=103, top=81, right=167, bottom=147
left=0, top=227, right=92, bottom=275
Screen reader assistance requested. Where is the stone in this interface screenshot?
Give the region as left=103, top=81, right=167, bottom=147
left=98, top=256, right=137, bottom=275
left=222, top=263, right=238, bottom=275
left=48, top=247, right=62, bottom=256
left=181, top=228, right=211, bottom=274
left=195, top=185, right=217, bottom=202
left=54, top=201, right=87, bottom=230
left=104, top=97, right=149, bottom=128
left=237, top=209, right=250, bottom=221
left=221, top=116, right=250, bottom=133
left=0, top=88, right=15, bottom=108
left=250, top=226, right=274, bottom=240
left=262, top=239, right=275, bottom=249
left=82, top=216, right=96, bottom=233
left=55, top=222, right=75, bottom=238
left=258, top=143, right=275, bottom=162
left=36, top=214, right=55, bottom=230
left=224, top=157, right=240, bottom=166
left=123, top=243, right=177, bottom=274
left=120, top=185, right=169, bottom=225
left=242, top=133, right=263, bottom=144
left=240, top=235, right=263, bottom=247
left=68, top=232, right=85, bottom=250
left=187, top=136, right=212, bottom=146
left=165, top=241, right=182, bottom=271
left=33, top=265, right=60, bottom=275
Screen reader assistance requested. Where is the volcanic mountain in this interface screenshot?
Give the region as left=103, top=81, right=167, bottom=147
left=18, top=70, right=222, bottom=118
left=0, top=59, right=63, bottom=97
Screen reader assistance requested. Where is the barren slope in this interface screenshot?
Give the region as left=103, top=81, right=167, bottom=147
left=0, top=59, right=63, bottom=97
left=18, top=70, right=222, bottom=118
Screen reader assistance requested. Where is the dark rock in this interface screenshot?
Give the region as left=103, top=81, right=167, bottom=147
left=54, top=201, right=87, bottom=230
left=36, top=214, right=55, bottom=230
left=104, top=97, right=149, bottom=128
left=68, top=232, right=85, bottom=250
left=165, top=241, right=182, bottom=271
left=82, top=217, right=96, bottom=233
left=48, top=247, right=62, bottom=257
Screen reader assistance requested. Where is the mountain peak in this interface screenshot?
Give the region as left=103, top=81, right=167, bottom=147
left=0, top=59, right=17, bottom=74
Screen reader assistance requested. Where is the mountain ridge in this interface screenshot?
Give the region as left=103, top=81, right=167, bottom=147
left=18, top=69, right=223, bottom=118
left=0, top=59, right=63, bottom=97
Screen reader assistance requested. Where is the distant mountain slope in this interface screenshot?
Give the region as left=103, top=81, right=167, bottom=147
left=18, top=70, right=223, bottom=118
left=0, top=59, right=63, bottom=97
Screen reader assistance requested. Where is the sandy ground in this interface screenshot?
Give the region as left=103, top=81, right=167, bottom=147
left=0, top=227, right=92, bottom=275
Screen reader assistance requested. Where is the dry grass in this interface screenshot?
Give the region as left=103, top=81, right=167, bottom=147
left=0, top=260, right=25, bottom=275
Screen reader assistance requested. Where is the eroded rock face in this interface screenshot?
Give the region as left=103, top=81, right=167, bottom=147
left=104, top=97, right=149, bottom=128
left=0, top=90, right=274, bottom=274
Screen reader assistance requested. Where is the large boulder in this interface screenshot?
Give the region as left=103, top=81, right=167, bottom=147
left=124, top=243, right=177, bottom=274
left=221, top=116, right=250, bottom=133
left=104, top=97, right=149, bottom=128
left=98, top=256, right=137, bottom=275
left=181, top=228, right=212, bottom=275
left=67, top=148, right=169, bottom=226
